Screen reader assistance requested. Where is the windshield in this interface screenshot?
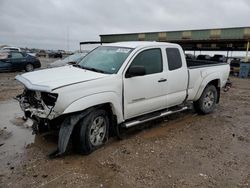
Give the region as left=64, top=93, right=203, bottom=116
left=78, top=46, right=133, bottom=74
left=63, top=53, right=87, bottom=64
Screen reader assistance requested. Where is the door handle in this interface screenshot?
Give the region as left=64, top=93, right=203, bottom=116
left=158, top=78, right=167, bottom=82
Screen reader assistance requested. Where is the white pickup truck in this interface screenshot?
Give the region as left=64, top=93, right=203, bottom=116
left=16, top=42, right=230, bottom=157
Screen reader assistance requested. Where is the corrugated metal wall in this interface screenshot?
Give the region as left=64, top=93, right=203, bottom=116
left=100, top=27, right=250, bottom=43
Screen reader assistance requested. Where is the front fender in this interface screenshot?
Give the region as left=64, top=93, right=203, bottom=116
left=194, top=72, right=221, bottom=101
left=62, top=92, right=124, bottom=123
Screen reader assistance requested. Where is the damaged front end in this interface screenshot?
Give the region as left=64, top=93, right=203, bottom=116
left=16, top=89, right=91, bottom=158
left=16, top=89, right=61, bottom=134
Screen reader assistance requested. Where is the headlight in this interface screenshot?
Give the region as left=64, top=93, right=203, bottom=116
left=41, top=92, right=58, bottom=106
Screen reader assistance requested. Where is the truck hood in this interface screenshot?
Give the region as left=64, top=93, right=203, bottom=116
left=15, top=65, right=109, bottom=92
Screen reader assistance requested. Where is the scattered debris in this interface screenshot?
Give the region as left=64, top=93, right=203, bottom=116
left=238, top=136, right=249, bottom=143
left=199, top=173, right=208, bottom=179
left=23, top=119, right=34, bottom=128
left=42, top=174, right=48, bottom=178
left=121, top=148, right=130, bottom=155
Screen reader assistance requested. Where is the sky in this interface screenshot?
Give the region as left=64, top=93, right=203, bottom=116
left=0, top=0, right=250, bottom=51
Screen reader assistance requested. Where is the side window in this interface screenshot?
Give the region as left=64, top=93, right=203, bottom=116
left=166, top=48, right=182, bottom=71
left=11, top=52, right=23, bottom=59
left=129, top=48, right=163, bottom=75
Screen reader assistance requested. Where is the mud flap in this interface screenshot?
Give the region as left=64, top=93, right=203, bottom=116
left=48, top=108, right=94, bottom=158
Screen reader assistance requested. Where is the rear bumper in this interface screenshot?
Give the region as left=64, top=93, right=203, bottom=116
left=34, top=60, right=41, bottom=68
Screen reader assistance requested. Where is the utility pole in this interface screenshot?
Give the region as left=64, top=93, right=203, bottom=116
left=67, top=26, right=69, bottom=52
left=246, top=41, right=249, bottom=62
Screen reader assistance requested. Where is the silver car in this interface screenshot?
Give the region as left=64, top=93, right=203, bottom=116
left=48, top=52, right=88, bottom=68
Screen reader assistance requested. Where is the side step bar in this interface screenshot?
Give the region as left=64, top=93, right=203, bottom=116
left=123, top=106, right=188, bottom=128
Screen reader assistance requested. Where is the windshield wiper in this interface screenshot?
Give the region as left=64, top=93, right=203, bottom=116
left=72, top=64, right=81, bottom=68
left=81, top=66, right=107, bottom=74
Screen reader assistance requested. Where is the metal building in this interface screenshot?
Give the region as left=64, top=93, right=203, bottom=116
left=100, top=27, right=250, bottom=54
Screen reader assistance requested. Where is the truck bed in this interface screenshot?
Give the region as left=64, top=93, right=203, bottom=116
left=187, top=59, right=227, bottom=69
left=186, top=60, right=230, bottom=101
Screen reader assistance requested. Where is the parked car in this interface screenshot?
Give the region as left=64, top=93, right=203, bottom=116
left=0, top=51, right=41, bottom=72
left=196, top=54, right=212, bottom=61
left=36, top=50, right=47, bottom=57
left=1, top=46, right=21, bottom=52
left=48, top=52, right=88, bottom=68
left=185, top=53, right=195, bottom=60
left=15, top=42, right=230, bottom=157
left=48, top=51, right=63, bottom=58
left=211, top=54, right=227, bottom=62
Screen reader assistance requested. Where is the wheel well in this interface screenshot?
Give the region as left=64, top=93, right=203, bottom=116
left=207, top=79, right=220, bottom=103
left=73, top=103, right=117, bottom=137
left=97, top=103, right=117, bottom=137
left=70, top=103, right=117, bottom=151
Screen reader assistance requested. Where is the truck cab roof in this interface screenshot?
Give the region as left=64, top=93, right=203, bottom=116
left=103, top=41, right=180, bottom=49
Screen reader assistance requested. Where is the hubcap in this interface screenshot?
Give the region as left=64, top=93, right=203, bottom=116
left=26, top=64, right=34, bottom=72
left=203, top=90, right=215, bottom=110
left=89, top=116, right=106, bottom=146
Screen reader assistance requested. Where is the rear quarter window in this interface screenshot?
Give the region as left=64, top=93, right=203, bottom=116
left=166, top=48, right=182, bottom=71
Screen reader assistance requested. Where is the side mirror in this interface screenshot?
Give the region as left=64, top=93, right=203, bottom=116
left=125, top=66, right=146, bottom=78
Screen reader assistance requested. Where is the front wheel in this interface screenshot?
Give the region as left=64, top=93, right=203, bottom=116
left=194, top=85, right=218, bottom=114
left=75, top=109, right=109, bottom=154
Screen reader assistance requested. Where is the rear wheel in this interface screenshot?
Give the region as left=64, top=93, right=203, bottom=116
left=25, top=64, right=34, bottom=72
left=194, top=85, right=218, bottom=114
left=74, top=109, right=109, bottom=154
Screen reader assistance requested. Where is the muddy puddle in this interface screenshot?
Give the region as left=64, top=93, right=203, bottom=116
left=0, top=100, right=35, bottom=171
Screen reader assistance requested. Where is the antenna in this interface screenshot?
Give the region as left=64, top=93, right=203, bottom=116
left=67, top=26, right=69, bottom=52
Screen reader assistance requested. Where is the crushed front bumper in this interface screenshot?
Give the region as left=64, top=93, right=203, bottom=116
left=16, top=89, right=59, bottom=120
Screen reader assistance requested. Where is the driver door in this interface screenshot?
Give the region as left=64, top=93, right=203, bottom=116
left=10, top=52, right=26, bottom=70
left=123, top=48, right=167, bottom=119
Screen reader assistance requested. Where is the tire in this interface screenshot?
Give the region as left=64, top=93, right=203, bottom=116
left=75, top=109, right=109, bottom=154
left=25, top=64, right=34, bottom=72
left=194, top=85, right=218, bottom=114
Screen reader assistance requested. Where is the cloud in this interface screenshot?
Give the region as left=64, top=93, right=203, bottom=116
left=0, top=0, right=249, bottom=50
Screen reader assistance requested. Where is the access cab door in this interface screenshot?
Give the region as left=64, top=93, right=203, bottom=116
left=164, top=47, right=188, bottom=107
left=123, top=47, right=168, bottom=119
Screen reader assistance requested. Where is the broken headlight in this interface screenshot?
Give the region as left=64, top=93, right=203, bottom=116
left=41, top=92, right=58, bottom=106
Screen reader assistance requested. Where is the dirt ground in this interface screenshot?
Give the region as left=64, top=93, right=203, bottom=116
left=0, top=60, right=249, bottom=188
